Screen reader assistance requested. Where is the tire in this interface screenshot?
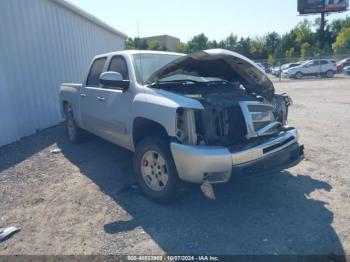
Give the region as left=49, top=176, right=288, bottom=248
left=64, top=104, right=87, bottom=143
left=325, top=70, right=335, bottom=78
left=294, top=72, right=303, bottom=79
left=133, top=136, right=184, bottom=203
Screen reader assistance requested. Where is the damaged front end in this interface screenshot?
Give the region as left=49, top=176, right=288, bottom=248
left=175, top=91, right=293, bottom=148
left=147, top=49, right=304, bottom=188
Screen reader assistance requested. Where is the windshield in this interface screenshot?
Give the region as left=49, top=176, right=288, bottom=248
left=301, top=60, right=312, bottom=66
left=132, top=53, right=182, bottom=84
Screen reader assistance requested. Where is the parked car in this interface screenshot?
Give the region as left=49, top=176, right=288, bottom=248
left=343, top=65, right=350, bottom=76
left=272, top=63, right=301, bottom=77
left=255, top=63, right=271, bottom=74
left=282, top=59, right=337, bottom=79
left=59, top=49, right=304, bottom=202
left=336, top=58, right=350, bottom=73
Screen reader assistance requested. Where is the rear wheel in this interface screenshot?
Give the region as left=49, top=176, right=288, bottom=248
left=294, top=72, right=303, bottom=79
left=133, top=136, right=184, bottom=203
left=325, top=70, right=335, bottom=78
left=64, top=104, right=86, bottom=143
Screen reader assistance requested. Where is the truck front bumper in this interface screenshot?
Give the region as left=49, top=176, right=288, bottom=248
left=170, top=128, right=304, bottom=184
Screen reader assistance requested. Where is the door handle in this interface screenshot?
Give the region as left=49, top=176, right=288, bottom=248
left=97, top=96, right=105, bottom=101
left=80, top=93, right=87, bottom=98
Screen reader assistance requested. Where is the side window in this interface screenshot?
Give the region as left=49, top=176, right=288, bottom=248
left=320, top=60, right=328, bottom=65
left=306, top=62, right=313, bottom=67
left=108, top=56, right=129, bottom=80
left=310, top=61, right=319, bottom=66
left=86, top=57, right=107, bottom=87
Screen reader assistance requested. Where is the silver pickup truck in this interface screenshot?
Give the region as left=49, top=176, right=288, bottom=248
left=59, top=49, right=304, bottom=202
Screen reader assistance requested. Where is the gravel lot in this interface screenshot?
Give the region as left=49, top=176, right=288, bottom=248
left=1, top=76, right=350, bottom=256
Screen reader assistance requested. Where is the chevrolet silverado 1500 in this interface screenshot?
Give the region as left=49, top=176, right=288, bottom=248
left=59, top=49, right=304, bottom=202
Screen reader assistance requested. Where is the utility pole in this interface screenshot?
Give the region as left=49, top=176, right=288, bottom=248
left=318, top=1, right=327, bottom=77
left=320, top=11, right=326, bottom=51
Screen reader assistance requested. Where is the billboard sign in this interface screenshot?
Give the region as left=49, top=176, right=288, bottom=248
left=298, top=0, right=349, bottom=14
left=325, top=0, right=349, bottom=11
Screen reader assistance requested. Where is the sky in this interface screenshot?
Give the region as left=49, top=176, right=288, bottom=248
left=68, top=0, right=349, bottom=42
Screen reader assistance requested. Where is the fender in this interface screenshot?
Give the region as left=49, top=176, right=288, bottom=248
left=131, top=88, right=204, bottom=140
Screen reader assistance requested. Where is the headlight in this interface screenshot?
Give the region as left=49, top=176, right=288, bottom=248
left=176, top=108, right=198, bottom=145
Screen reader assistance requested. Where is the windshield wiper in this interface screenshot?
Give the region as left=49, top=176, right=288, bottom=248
left=158, top=79, right=201, bottom=84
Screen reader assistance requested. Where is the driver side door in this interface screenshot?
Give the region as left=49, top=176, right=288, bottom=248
left=94, top=55, right=133, bottom=149
left=306, top=60, right=320, bottom=76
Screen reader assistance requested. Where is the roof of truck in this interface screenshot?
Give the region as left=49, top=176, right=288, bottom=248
left=95, top=50, right=185, bottom=58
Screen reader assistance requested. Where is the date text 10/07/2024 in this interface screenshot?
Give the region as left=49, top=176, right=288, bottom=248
left=127, top=256, right=220, bottom=261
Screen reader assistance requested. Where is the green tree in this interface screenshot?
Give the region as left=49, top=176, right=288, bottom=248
left=133, top=37, right=148, bottom=50
left=250, top=37, right=268, bottom=59
left=126, top=38, right=135, bottom=49
left=223, top=33, right=238, bottom=50
left=285, top=47, right=296, bottom=60
left=294, top=20, right=312, bottom=45
left=128, top=16, right=350, bottom=60
left=175, top=42, right=187, bottom=53
left=265, top=32, right=280, bottom=55
left=267, top=54, right=276, bottom=66
left=207, top=40, right=219, bottom=49
left=300, top=42, right=313, bottom=59
left=148, top=40, right=162, bottom=50
left=332, top=27, right=350, bottom=55
left=235, top=37, right=252, bottom=57
left=186, top=33, right=209, bottom=53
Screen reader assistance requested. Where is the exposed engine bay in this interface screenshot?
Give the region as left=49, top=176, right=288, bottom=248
left=159, top=82, right=292, bottom=147
left=148, top=49, right=294, bottom=148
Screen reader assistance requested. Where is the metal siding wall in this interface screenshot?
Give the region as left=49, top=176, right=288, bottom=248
left=0, top=0, right=125, bottom=146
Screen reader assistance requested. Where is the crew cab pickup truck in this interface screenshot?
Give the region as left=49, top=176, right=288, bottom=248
left=59, top=49, right=304, bottom=202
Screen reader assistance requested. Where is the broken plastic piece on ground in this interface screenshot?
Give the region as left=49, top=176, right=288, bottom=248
left=0, top=226, right=20, bottom=242
left=50, top=148, right=61, bottom=154
left=200, top=181, right=216, bottom=200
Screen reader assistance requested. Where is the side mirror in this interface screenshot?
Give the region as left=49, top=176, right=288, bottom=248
left=99, top=71, right=130, bottom=91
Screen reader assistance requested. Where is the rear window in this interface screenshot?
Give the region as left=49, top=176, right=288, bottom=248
left=86, top=57, right=107, bottom=87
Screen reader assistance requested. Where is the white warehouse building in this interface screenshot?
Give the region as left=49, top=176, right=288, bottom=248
left=0, top=0, right=127, bottom=147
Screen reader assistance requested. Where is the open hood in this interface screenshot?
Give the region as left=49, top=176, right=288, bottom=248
left=147, top=49, right=275, bottom=100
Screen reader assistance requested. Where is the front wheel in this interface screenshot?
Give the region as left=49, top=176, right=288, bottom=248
left=133, top=137, right=184, bottom=203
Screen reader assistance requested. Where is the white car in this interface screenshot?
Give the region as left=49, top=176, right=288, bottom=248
left=282, top=59, right=337, bottom=79
left=272, top=63, right=301, bottom=77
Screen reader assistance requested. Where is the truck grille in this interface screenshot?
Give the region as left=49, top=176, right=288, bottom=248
left=239, top=101, right=280, bottom=139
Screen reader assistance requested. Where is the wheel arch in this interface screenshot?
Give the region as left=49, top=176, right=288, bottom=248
left=132, top=117, right=170, bottom=150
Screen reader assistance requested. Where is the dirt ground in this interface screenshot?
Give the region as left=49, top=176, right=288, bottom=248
left=1, top=76, right=350, bottom=256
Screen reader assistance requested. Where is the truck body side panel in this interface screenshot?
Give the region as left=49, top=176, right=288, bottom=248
left=59, top=83, right=83, bottom=127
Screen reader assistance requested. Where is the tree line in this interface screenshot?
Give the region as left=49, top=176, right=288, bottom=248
left=127, top=16, right=350, bottom=65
